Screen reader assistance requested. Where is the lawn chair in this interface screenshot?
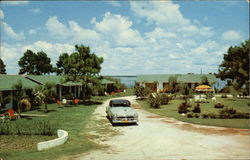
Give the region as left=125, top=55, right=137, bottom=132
left=57, top=100, right=62, bottom=107
left=2, top=109, right=18, bottom=122
left=74, top=98, right=79, bottom=105
left=62, top=98, right=67, bottom=106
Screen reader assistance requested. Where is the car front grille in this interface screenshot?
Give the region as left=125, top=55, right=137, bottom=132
left=117, top=116, right=136, bottom=121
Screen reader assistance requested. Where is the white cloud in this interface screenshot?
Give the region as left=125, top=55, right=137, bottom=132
left=93, top=12, right=144, bottom=46
left=68, top=20, right=101, bottom=45
left=131, top=1, right=189, bottom=26
left=222, top=30, right=242, bottom=41
left=31, top=8, right=41, bottom=14
left=28, top=29, right=37, bottom=35
left=45, top=16, right=71, bottom=40
left=107, top=1, right=121, bottom=7
left=45, top=16, right=102, bottom=46
left=0, top=10, right=4, bottom=19
left=130, top=1, right=213, bottom=37
left=145, top=28, right=177, bottom=41
left=2, top=1, right=29, bottom=6
left=1, top=22, right=25, bottom=40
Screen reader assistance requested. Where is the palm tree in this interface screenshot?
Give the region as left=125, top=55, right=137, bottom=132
left=34, top=83, right=56, bottom=113
left=12, top=80, right=26, bottom=118
left=168, top=76, right=178, bottom=93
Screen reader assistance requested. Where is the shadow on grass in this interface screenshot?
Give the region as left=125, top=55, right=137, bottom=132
left=37, top=109, right=57, bottom=113
left=21, top=116, right=33, bottom=120
left=80, top=101, right=103, bottom=106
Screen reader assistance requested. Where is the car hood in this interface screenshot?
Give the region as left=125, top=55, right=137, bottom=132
left=110, top=107, right=137, bottom=116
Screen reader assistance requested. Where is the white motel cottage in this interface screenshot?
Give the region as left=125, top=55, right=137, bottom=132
left=136, top=74, right=218, bottom=92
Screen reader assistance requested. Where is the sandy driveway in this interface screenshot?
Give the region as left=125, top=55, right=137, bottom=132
left=76, top=96, right=250, bottom=160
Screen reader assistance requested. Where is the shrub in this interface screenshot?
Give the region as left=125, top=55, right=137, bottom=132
left=230, top=113, right=250, bottom=119
left=194, top=114, right=200, bottom=118
left=148, top=93, right=161, bottom=109
left=214, top=103, right=224, bottom=108
left=187, top=113, right=194, bottom=118
left=178, top=102, right=188, bottom=113
left=0, top=120, right=57, bottom=136
left=20, top=99, right=31, bottom=111
left=159, top=93, right=170, bottom=105
left=201, top=114, right=209, bottom=119
left=219, top=107, right=237, bottom=119
left=192, top=103, right=201, bottom=113
left=208, top=113, right=218, bottom=119
left=135, top=85, right=151, bottom=98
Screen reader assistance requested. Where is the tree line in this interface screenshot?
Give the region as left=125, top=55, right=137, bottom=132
left=0, top=40, right=249, bottom=95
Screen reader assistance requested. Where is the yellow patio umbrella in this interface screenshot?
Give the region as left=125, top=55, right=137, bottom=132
left=195, top=85, right=213, bottom=92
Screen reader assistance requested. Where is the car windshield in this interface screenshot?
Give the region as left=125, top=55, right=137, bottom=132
left=110, top=100, right=131, bottom=107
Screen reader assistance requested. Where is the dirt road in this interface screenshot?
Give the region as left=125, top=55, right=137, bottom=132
left=76, top=96, right=250, bottom=160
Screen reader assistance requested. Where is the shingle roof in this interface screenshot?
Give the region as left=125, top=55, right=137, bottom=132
left=0, top=75, right=39, bottom=91
left=101, top=79, right=114, bottom=84
left=25, top=75, right=82, bottom=86
left=136, top=74, right=217, bottom=83
left=0, top=75, right=114, bottom=91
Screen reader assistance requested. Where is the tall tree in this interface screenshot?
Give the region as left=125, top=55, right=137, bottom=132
left=56, top=53, right=70, bottom=75
left=18, top=50, right=53, bottom=75
left=201, top=75, right=209, bottom=85
left=63, top=45, right=104, bottom=100
left=217, top=40, right=249, bottom=94
left=0, top=58, right=7, bottom=74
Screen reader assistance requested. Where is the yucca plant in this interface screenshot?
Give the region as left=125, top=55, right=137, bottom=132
left=34, top=83, right=56, bottom=113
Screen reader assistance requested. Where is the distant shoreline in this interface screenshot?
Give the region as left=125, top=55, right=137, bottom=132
left=104, top=75, right=136, bottom=78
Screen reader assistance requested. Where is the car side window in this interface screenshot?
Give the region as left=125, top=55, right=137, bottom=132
left=109, top=101, right=113, bottom=107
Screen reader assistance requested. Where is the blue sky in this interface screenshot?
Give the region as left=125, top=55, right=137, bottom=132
left=0, top=0, right=249, bottom=75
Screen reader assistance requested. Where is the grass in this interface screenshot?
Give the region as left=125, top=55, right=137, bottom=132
left=0, top=91, right=134, bottom=160
left=0, top=102, right=100, bottom=160
left=137, top=97, right=250, bottom=129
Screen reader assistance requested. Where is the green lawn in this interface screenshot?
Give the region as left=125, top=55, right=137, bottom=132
left=0, top=91, right=134, bottom=160
left=0, top=102, right=101, bottom=160
left=137, top=97, right=250, bottom=129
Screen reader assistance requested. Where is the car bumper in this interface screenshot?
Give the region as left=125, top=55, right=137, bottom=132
left=112, top=118, right=138, bottom=124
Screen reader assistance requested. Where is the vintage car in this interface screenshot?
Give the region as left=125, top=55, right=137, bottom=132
left=106, top=99, right=138, bottom=124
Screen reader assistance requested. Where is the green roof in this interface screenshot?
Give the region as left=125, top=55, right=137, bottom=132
left=136, top=74, right=217, bottom=83
left=0, top=75, right=39, bottom=91
left=101, top=79, right=114, bottom=84
left=25, top=75, right=82, bottom=86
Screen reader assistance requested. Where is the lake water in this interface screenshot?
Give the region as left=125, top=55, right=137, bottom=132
left=111, top=76, right=136, bottom=88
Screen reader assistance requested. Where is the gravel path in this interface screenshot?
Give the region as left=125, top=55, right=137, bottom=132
left=76, top=96, right=250, bottom=160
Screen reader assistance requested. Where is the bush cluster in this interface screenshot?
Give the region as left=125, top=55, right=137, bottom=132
left=147, top=93, right=172, bottom=109
left=192, top=103, right=201, bottom=113
left=214, top=103, right=224, bottom=108
left=0, top=120, right=57, bottom=136
left=148, top=93, right=161, bottom=109
left=178, top=102, right=189, bottom=113
left=135, top=85, right=151, bottom=98
left=187, top=113, right=200, bottom=118
left=159, top=93, right=171, bottom=105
